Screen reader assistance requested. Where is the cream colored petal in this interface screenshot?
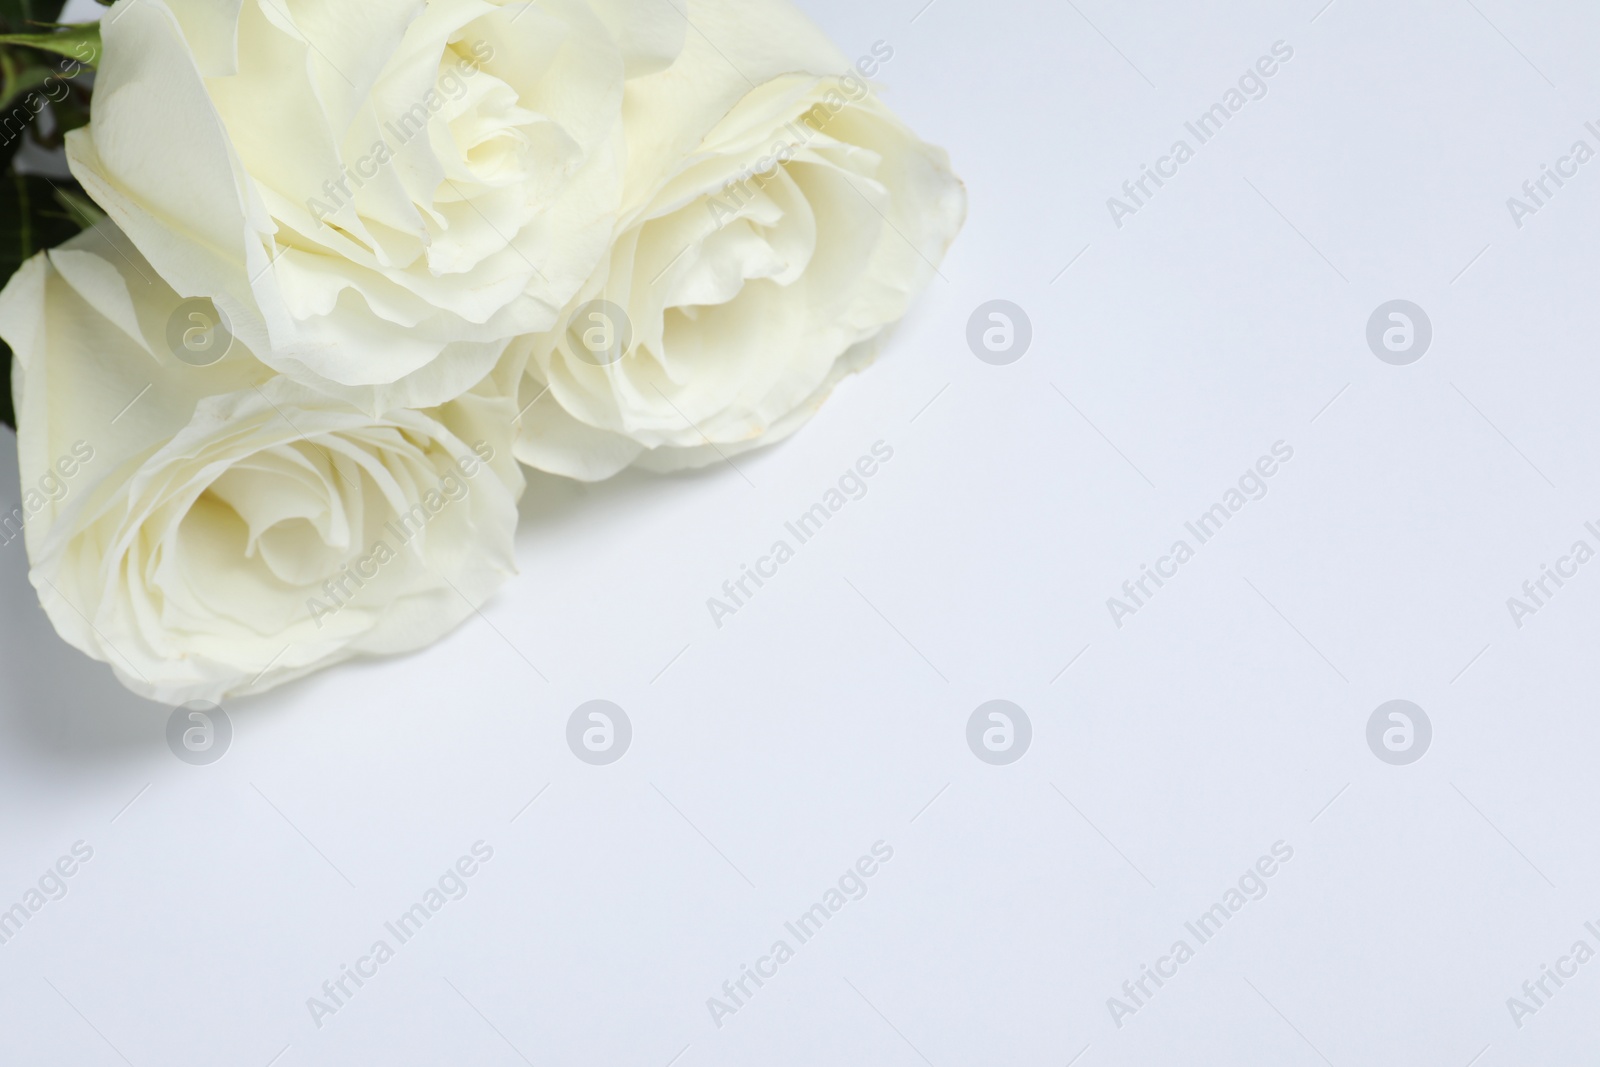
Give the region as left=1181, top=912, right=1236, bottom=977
left=161, top=0, right=247, bottom=76
left=512, top=381, right=643, bottom=481
left=1, top=222, right=269, bottom=553
left=615, top=0, right=848, bottom=210
left=70, top=0, right=282, bottom=358
left=586, top=0, right=687, bottom=77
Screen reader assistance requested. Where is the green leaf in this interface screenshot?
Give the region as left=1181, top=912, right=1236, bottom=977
left=0, top=173, right=89, bottom=428
left=0, top=22, right=99, bottom=67
left=0, top=0, right=68, bottom=31
left=51, top=183, right=98, bottom=227
left=0, top=0, right=81, bottom=429
left=0, top=49, right=57, bottom=113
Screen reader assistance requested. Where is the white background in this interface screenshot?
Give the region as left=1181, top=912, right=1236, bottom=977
left=5, top=0, right=1600, bottom=1063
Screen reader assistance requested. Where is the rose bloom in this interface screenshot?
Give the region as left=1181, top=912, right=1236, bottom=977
left=68, top=0, right=684, bottom=412
left=0, top=222, right=524, bottom=704
left=510, top=0, right=966, bottom=480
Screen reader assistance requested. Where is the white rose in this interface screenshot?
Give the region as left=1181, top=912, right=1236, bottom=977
left=67, top=0, right=685, bottom=413
left=0, top=221, right=524, bottom=705
left=510, top=0, right=966, bottom=480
